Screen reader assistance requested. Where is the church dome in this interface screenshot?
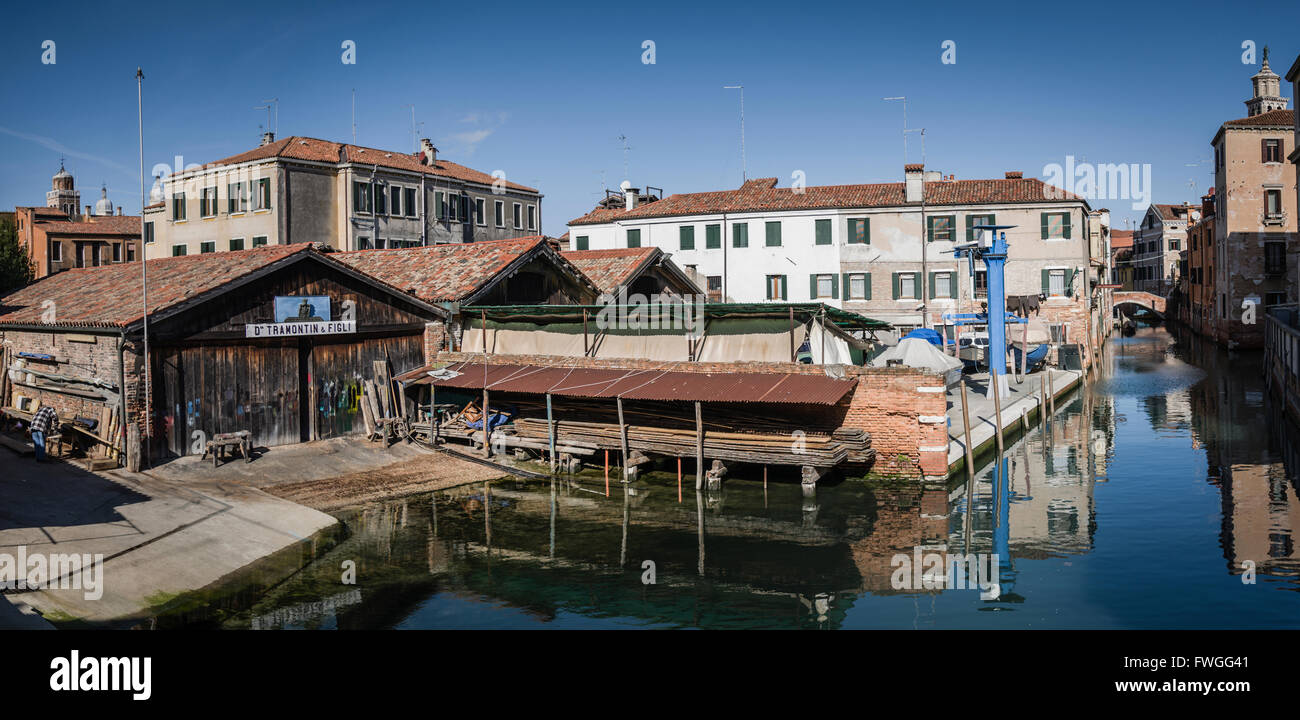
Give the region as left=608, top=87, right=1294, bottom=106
left=52, top=163, right=74, bottom=191
left=94, top=185, right=114, bottom=216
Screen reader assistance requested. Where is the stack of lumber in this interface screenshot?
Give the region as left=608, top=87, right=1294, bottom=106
left=510, top=417, right=871, bottom=468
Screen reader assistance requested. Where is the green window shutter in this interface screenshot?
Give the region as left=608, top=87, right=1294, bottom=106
left=842, top=273, right=851, bottom=298
left=863, top=218, right=870, bottom=244
left=815, top=219, right=831, bottom=245
left=1041, top=268, right=1051, bottom=294
left=706, top=224, right=721, bottom=249
left=435, top=192, right=444, bottom=219
left=830, top=273, right=839, bottom=299
left=1062, top=214, right=1072, bottom=239
left=849, top=218, right=871, bottom=244
left=865, top=272, right=872, bottom=300
left=628, top=229, right=641, bottom=248
left=810, top=273, right=818, bottom=299
left=926, top=216, right=935, bottom=242
left=929, top=272, right=937, bottom=299
left=680, top=226, right=694, bottom=250
left=949, top=272, right=958, bottom=298
left=1065, top=268, right=1077, bottom=294
left=965, top=215, right=974, bottom=242
left=782, top=276, right=788, bottom=300
left=1040, top=213, right=1049, bottom=239
left=766, top=221, right=781, bottom=246
left=733, top=223, right=748, bottom=247
left=576, top=235, right=589, bottom=250
left=892, top=272, right=900, bottom=299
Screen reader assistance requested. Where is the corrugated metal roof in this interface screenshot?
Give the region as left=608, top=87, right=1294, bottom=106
left=404, top=362, right=857, bottom=405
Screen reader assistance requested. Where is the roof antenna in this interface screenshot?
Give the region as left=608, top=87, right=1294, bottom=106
left=617, top=134, right=631, bottom=183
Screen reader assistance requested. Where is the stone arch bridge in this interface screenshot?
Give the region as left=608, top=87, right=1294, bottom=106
left=1112, top=291, right=1167, bottom=316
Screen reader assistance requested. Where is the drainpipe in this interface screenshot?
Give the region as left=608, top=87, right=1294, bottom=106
left=721, top=211, right=728, bottom=301
left=116, top=330, right=131, bottom=469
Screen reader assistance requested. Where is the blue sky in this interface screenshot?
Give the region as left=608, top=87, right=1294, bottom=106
left=1, top=0, right=1295, bottom=237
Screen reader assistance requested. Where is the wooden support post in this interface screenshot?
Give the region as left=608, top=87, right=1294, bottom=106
left=677, top=457, right=682, bottom=503
left=1039, top=373, right=1047, bottom=422
left=694, top=401, right=704, bottom=491
left=604, top=449, right=609, bottom=497
left=616, top=395, right=629, bottom=482
left=991, top=368, right=1005, bottom=456
left=546, top=393, right=556, bottom=473
left=583, top=310, right=589, bottom=355
left=1048, top=371, right=1056, bottom=415
left=1020, top=318, right=1029, bottom=379
left=789, top=307, right=796, bottom=361
left=959, top=379, right=976, bottom=484
left=482, top=387, right=490, bottom=457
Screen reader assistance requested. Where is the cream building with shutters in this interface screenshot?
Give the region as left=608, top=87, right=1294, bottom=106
left=568, top=166, right=1100, bottom=337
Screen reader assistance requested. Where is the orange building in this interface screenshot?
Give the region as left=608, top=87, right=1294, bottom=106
left=14, top=164, right=141, bottom=278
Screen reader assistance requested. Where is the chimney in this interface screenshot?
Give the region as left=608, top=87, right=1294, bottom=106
left=84, top=205, right=92, bottom=218
left=625, top=186, right=640, bottom=210
left=420, top=138, right=437, bottom=166
left=1005, top=171, right=1023, bottom=179
left=117, top=207, right=123, bottom=216
left=904, top=164, right=924, bottom=203
left=260, top=131, right=275, bottom=146
left=923, top=169, right=942, bottom=183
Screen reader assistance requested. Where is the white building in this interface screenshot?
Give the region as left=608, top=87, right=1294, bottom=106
left=568, top=166, right=1101, bottom=334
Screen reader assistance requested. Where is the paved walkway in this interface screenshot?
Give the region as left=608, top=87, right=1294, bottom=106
left=0, top=446, right=339, bottom=627
left=946, top=368, right=1082, bottom=471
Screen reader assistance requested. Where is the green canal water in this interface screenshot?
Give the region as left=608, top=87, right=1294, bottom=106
left=169, top=326, right=1300, bottom=629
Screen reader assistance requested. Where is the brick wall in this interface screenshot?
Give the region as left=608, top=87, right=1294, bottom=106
left=434, top=350, right=949, bottom=478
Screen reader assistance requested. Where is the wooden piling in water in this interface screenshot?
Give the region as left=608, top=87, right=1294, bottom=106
left=695, top=401, right=704, bottom=491
left=959, top=379, right=976, bottom=484
left=991, top=369, right=1005, bottom=456
left=546, top=393, right=556, bottom=473
left=616, top=395, right=629, bottom=482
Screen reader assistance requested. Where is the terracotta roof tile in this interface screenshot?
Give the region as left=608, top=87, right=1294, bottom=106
left=191, top=136, right=537, bottom=193
left=36, top=215, right=142, bottom=236
left=1109, top=230, right=1134, bottom=249
left=569, top=177, right=1086, bottom=226
left=0, top=244, right=311, bottom=328
left=563, top=247, right=660, bottom=293
left=1222, top=109, right=1294, bottom=127
left=333, top=236, right=554, bottom=303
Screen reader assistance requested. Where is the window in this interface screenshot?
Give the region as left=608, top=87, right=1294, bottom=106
left=679, top=225, right=695, bottom=250
left=1265, top=189, right=1283, bottom=219
left=1041, top=212, right=1071, bottom=239
left=627, top=228, right=641, bottom=248
left=706, top=275, right=722, bottom=300
left=255, top=178, right=271, bottom=210
left=811, top=273, right=838, bottom=299
left=893, top=272, right=918, bottom=299
left=172, top=193, right=186, bottom=221
left=390, top=186, right=402, bottom=216
left=966, top=214, right=995, bottom=242
left=475, top=198, right=486, bottom=226
left=144, top=221, right=155, bottom=244
left=931, top=271, right=955, bottom=299
left=353, top=182, right=372, bottom=213
left=405, top=188, right=417, bottom=217
left=765, top=221, right=781, bottom=246
left=112, top=243, right=122, bottom=262
left=461, top=195, right=470, bottom=224
left=227, top=182, right=247, bottom=214
left=494, top=200, right=505, bottom=227
left=1045, top=268, right=1068, bottom=296
left=927, top=215, right=955, bottom=242
left=435, top=192, right=445, bottom=220
left=375, top=185, right=387, bottom=215
left=229, top=237, right=245, bottom=251
left=974, top=269, right=988, bottom=297
left=252, top=235, right=268, bottom=247
left=51, top=242, right=62, bottom=262
left=172, top=245, right=187, bottom=257
left=200, top=241, right=216, bottom=254
left=732, top=222, right=748, bottom=247
left=575, top=235, right=589, bottom=251
left=1263, top=138, right=1283, bottom=163
left=513, top=203, right=522, bottom=229
left=527, top=205, right=536, bottom=231
left=705, top=224, right=721, bottom=249
left=1265, top=242, right=1285, bottom=275
left=201, top=187, right=218, bottom=217
left=765, top=274, right=787, bottom=300
left=815, top=218, right=832, bottom=245
left=848, top=218, right=869, bottom=244
left=126, top=243, right=135, bottom=262
left=1266, top=291, right=1286, bottom=307
left=845, top=272, right=870, bottom=300
left=358, top=236, right=371, bottom=250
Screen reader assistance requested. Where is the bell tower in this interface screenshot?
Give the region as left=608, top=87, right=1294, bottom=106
left=46, top=159, right=80, bottom=218
left=1245, top=46, right=1289, bottom=117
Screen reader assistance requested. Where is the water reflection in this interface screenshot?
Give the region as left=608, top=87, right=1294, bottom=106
left=200, top=326, right=1300, bottom=630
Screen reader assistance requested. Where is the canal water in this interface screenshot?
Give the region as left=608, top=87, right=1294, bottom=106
left=188, top=326, right=1300, bottom=629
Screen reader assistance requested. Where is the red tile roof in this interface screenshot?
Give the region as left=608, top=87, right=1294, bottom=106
left=36, top=214, right=142, bottom=237
left=562, top=247, right=661, bottom=294
left=191, top=136, right=537, bottom=193
left=0, top=244, right=313, bottom=328
left=1109, top=230, right=1134, bottom=250
left=333, top=236, right=584, bottom=303
left=1152, top=204, right=1195, bottom=222
left=1222, top=108, right=1294, bottom=127
left=569, top=176, right=1086, bottom=226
